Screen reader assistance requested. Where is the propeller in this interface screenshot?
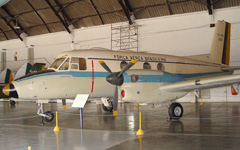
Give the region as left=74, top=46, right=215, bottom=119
left=99, top=59, right=137, bottom=115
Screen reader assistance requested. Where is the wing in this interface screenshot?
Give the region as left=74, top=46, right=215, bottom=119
left=159, top=74, right=240, bottom=92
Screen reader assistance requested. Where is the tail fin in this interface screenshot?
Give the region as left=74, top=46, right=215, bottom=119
left=31, top=63, right=46, bottom=72
left=187, top=21, right=231, bottom=65
left=14, top=63, right=32, bottom=80
left=210, top=20, right=231, bottom=65
left=0, top=68, right=13, bottom=83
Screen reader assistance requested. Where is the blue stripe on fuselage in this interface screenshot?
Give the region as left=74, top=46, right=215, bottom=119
left=16, top=70, right=224, bottom=83
left=16, top=71, right=110, bottom=82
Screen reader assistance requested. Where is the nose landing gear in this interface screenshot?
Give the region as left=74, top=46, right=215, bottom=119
left=37, top=103, right=54, bottom=124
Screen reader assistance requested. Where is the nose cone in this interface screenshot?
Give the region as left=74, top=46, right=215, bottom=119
left=2, top=83, right=18, bottom=98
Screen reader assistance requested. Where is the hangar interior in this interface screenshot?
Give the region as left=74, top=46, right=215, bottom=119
left=1, top=0, right=240, bottom=149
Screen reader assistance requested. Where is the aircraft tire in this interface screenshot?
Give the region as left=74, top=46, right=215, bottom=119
left=10, top=100, right=16, bottom=106
left=43, top=111, right=54, bottom=122
left=168, top=103, right=183, bottom=120
left=102, top=104, right=113, bottom=112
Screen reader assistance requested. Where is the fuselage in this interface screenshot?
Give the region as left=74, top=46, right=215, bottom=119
left=8, top=49, right=231, bottom=101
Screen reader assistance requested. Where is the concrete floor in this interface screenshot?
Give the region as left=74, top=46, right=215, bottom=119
left=0, top=101, right=240, bottom=150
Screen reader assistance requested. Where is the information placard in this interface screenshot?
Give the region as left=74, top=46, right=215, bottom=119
left=71, top=94, right=89, bottom=108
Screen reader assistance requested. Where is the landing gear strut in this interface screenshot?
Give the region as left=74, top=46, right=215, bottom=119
left=168, top=102, right=183, bottom=120
left=37, top=103, right=54, bottom=124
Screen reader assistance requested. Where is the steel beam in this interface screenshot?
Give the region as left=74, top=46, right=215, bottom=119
left=0, top=6, right=24, bottom=41
left=206, top=0, right=213, bottom=15
left=71, top=9, right=123, bottom=25
left=135, top=0, right=189, bottom=12
left=117, top=0, right=133, bottom=24
left=0, top=27, right=9, bottom=40
left=1, top=6, right=24, bottom=30
left=166, top=0, right=173, bottom=15
left=123, top=0, right=133, bottom=12
left=26, top=0, right=51, bottom=33
left=0, top=13, right=23, bottom=41
left=89, top=0, right=104, bottom=24
left=45, top=0, right=71, bottom=33
left=54, top=0, right=72, bottom=26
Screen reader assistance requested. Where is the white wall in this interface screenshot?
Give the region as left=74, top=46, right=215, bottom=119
left=1, top=6, right=240, bottom=102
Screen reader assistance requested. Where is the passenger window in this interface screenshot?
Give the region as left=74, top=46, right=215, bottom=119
left=59, top=58, right=69, bottom=70
left=143, top=62, right=151, bottom=69
left=71, top=57, right=87, bottom=70
left=120, top=61, right=127, bottom=69
left=157, top=62, right=165, bottom=71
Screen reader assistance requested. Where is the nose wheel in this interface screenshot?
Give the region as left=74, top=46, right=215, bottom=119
left=43, top=111, right=54, bottom=122
left=37, top=103, right=54, bottom=124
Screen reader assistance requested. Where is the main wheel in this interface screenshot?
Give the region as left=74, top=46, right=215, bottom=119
left=43, top=111, right=54, bottom=122
left=10, top=100, right=16, bottom=106
left=102, top=102, right=113, bottom=112
left=168, top=103, right=183, bottom=119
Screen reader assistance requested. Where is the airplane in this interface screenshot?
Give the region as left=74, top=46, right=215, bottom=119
left=2, top=20, right=239, bottom=122
left=0, top=68, right=13, bottom=99
left=0, top=63, right=45, bottom=105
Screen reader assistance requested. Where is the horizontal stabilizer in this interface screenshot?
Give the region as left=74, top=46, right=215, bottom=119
left=221, top=66, right=240, bottom=71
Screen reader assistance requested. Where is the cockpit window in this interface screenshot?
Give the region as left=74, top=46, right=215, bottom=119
left=49, top=57, right=67, bottom=69
left=59, top=58, right=70, bottom=70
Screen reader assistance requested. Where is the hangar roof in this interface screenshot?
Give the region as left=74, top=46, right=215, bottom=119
left=0, top=0, right=239, bottom=42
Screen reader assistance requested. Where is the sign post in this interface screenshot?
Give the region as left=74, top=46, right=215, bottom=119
left=72, top=94, right=89, bottom=129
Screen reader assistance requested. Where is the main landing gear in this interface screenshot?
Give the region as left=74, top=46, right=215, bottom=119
left=101, top=97, right=113, bottom=112
left=37, top=103, right=54, bottom=124
left=168, top=102, right=183, bottom=120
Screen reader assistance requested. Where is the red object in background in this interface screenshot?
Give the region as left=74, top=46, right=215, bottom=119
left=14, top=52, right=17, bottom=61
left=231, top=85, right=238, bottom=95
left=14, top=55, right=17, bottom=61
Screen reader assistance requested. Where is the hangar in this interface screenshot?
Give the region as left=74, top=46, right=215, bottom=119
left=0, top=0, right=240, bottom=149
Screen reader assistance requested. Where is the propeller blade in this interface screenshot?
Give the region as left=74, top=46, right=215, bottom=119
left=113, top=85, right=118, bottom=115
left=99, top=61, right=112, bottom=73
left=118, top=59, right=137, bottom=77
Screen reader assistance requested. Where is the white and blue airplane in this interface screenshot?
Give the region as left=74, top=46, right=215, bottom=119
left=2, top=20, right=240, bottom=121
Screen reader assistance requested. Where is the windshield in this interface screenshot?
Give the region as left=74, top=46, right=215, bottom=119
left=49, top=57, right=67, bottom=69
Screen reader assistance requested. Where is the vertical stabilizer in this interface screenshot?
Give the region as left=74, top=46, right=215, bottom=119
left=210, top=21, right=231, bottom=65
left=0, top=68, right=13, bottom=83
left=14, top=63, right=32, bottom=80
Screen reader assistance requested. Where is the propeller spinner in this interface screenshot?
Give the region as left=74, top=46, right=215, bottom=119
left=99, top=60, right=137, bottom=115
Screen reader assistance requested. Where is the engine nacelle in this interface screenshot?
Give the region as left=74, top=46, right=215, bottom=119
left=120, top=70, right=187, bottom=103
left=119, top=82, right=187, bottom=103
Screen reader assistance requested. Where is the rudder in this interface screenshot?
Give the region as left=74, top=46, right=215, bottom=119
left=210, top=20, right=231, bottom=65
